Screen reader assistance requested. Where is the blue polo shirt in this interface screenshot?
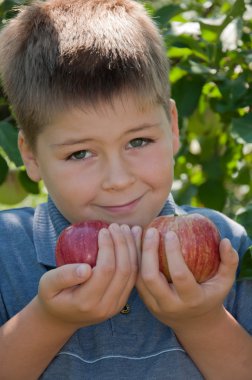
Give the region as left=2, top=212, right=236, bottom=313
left=0, top=195, right=251, bottom=379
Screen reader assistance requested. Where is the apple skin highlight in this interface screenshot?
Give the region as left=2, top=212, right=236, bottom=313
left=146, top=214, right=221, bottom=283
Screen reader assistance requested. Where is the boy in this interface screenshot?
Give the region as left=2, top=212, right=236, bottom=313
left=0, top=0, right=251, bottom=379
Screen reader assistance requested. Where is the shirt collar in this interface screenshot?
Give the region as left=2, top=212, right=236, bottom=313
left=159, top=193, right=185, bottom=217
left=33, top=194, right=185, bottom=267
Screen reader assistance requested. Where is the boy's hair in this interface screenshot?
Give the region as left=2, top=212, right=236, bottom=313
left=0, top=0, right=170, bottom=149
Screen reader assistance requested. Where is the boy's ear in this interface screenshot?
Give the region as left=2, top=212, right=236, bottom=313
left=18, top=131, right=41, bottom=182
left=169, top=99, right=180, bottom=155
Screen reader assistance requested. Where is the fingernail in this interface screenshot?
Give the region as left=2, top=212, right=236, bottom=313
left=76, top=264, right=88, bottom=278
left=120, top=224, right=130, bottom=233
left=109, top=223, right=119, bottom=232
left=99, top=228, right=109, bottom=237
left=145, top=228, right=156, bottom=238
left=165, top=231, right=178, bottom=241
left=131, top=225, right=142, bottom=236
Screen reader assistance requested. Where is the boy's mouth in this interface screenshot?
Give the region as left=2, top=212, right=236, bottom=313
left=98, top=196, right=143, bottom=214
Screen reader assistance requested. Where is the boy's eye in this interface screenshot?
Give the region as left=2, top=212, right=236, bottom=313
left=127, top=138, right=153, bottom=149
left=68, top=150, right=92, bottom=160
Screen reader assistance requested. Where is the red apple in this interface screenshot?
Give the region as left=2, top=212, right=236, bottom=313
left=56, top=220, right=110, bottom=267
left=146, top=214, right=221, bottom=283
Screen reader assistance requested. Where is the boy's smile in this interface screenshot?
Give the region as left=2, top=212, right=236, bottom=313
left=98, top=195, right=144, bottom=214
left=19, top=95, right=179, bottom=227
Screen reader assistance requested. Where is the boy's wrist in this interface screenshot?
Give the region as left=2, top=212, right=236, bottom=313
left=31, top=296, right=79, bottom=335
left=171, top=305, right=227, bottom=337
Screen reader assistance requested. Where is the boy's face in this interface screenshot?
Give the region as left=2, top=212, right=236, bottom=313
left=19, top=95, right=179, bottom=227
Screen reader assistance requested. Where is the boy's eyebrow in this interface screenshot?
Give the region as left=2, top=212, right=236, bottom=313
left=51, top=122, right=161, bottom=147
left=50, top=138, right=94, bottom=147
left=125, top=122, right=161, bottom=134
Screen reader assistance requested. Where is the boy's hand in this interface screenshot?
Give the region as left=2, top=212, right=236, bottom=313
left=134, top=227, right=239, bottom=330
left=37, top=224, right=138, bottom=328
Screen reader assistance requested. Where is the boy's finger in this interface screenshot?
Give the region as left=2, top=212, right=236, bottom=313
left=216, top=239, right=239, bottom=282
left=39, top=264, right=92, bottom=298
left=108, top=223, right=131, bottom=275
left=138, top=228, right=172, bottom=300
left=104, top=224, right=134, bottom=297
left=121, top=224, right=139, bottom=274
left=116, top=226, right=139, bottom=306
left=131, top=225, right=142, bottom=258
left=88, top=224, right=135, bottom=313
left=164, top=231, right=199, bottom=301
left=90, top=227, right=116, bottom=290
left=140, top=228, right=160, bottom=279
left=96, top=227, right=115, bottom=269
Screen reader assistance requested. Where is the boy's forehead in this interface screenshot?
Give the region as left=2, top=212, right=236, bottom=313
left=47, top=94, right=168, bottom=132
left=80, top=93, right=171, bottom=126
left=47, top=92, right=171, bottom=139
left=75, top=92, right=165, bottom=117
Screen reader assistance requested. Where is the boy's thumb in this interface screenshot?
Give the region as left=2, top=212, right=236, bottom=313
left=39, top=264, right=92, bottom=297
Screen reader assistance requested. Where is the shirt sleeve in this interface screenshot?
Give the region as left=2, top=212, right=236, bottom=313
left=232, top=234, right=252, bottom=334
left=0, top=207, right=36, bottom=326
left=0, top=292, right=8, bottom=325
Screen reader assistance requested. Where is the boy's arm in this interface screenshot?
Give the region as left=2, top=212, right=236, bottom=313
left=171, top=237, right=252, bottom=380
left=0, top=225, right=138, bottom=379
left=0, top=296, right=78, bottom=380
left=173, top=306, right=252, bottom=380
left=135, top=227, right=252, bottom=380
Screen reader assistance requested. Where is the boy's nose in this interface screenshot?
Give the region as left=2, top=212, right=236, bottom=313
left=102, top=156, right=136, bottom=191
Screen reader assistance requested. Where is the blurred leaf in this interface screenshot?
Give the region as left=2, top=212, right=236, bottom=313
left=168, top=47, right=193, bottom=59
left=198, top=180, right=227, bottom=211
left=232, top=114, right=252, bottom=143
left=0, top=0, right=21, bottom=20
left=200, top=27, right=220, bottom=42
left=0, top=169, right=28, bottom=205
left=168, top=35, right=208, bottom=61
left=200, top=0, right=246, bottom=42
left=0, top=0, right=17, bottom=13
left=169, top=67, right=187, bottom=83
left=188, top=108, right=222, bottom=136
left=154, top=4, right=183, bottom=27
left=233, top=165, right=251, bottom=185
left=235, top=205, right=252, bottom=236
left=0, top=121, right=22, bottom=166
left=143, top=2, right=155, bottom=16
left=172, top=75, right=205, bottom=117
left=202, top=158, right=224, bottom=180
left=0, top=154, right=8, bottom=184
left=173, top=183, right=198, bottom=206
left=18, top=170, right=40, bottom=194
left=188, top=60, right=216, bottom=75
left=220, top=0, right=246, bottom=32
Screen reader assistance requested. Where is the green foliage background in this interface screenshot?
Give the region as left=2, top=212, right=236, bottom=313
left=0, top=0, right=251, bottom=273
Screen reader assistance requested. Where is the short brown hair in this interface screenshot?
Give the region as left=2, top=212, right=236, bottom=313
left=0, top=0, right=170, bottom=149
